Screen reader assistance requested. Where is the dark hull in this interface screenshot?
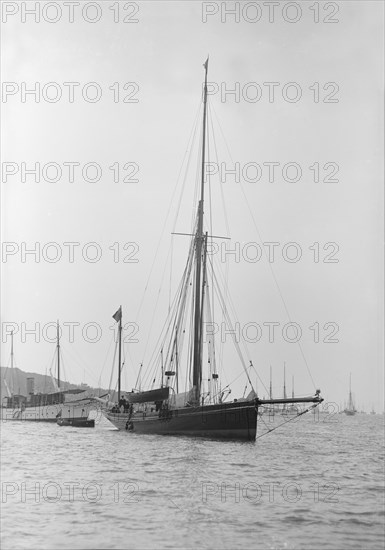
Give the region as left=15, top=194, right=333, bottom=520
left=57, top=418, right=95, bottom=428
left=105, top=400, right=257, bottom=441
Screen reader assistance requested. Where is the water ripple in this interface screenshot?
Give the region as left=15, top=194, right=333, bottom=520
left=1, top=415, right=384, bottom=549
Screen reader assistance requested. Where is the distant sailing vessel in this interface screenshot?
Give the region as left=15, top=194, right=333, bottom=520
left=1, top=326, right=96, bottom=425
left=343, top=373, right=357, bottom=416
left=103, top=60, right=323, bottom=440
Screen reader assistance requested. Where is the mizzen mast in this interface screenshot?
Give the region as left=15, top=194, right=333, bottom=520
left=112, top=306, right=123, bottom=403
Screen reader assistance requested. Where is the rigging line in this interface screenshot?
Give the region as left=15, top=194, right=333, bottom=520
left=249, top=363, right=273, bottom=397
left=208, top=103, right=231, bottom=373
left=141, top=283, right=183, bottom=388
left=210, top=103, right=316, bottom=391
left=142, top=243, right=189, bottom=371
left=207, top=101, right=214, bottom=246
left=108, top=336, right=118, bottom=394
left=43, top=351, right=53, bottom=393
left=206, top=101, right=217, bottom=364
left=189, top=264, right=198, bottom=390
left=208, top=100, right=231, bottom=237
left=168, top=236, right=174, bottom=315
left=135, top=100, right=202, bottom=323
left=146, top=239, right=190, bottom=373
left=60, top=348, right=67, bottom=385
left=139, top=240, right=174, bottom=366
left=210, top=251, right=255, bottom=373
left=214, top=255, right=269, bottom=397
left=151, top=236, right=195, bottom=388
left=209, top=254, right=270, bottom=396
left=257, top=408, right=277, bottom=432
left=138, top=107, right=200, bottom=374
left=140, top=237, right=196, bottom=388
left=256, top=403, right=320, bottom=439
left=98, top=330, right=115, bottom=382
left=209, top=263, right=252, bottom=382
left=204, top=286, right=220, bottom=404
left=43, top=367, right=47, bottom=394
left=122, top=336, right=139, bottom=391
left=121, top=345, right=127, bottom=391
left=204, top=284, right=217, bottom=373
left=11, top=353, right=21, bottom=394
left=175, top=295, right=190, bottom=394
left=157, top=281, right=186, bottom=385
left=172, top=100, right=202, bottom=233
left=189, top=139, right=201, bottom=234
left=190, top=105, right=205, bottom=233
left=134, top=363, right=143, bottom=392
left=165, top=262, right=192, bottom=366
left=47, top=349, right=56, bottom=390
left=59, top=343, right=99, bottom=387
left=209, top=365, right=252, bottom=401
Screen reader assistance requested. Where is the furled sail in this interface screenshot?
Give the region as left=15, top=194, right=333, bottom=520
left=126, top=387, right=170, bottom=404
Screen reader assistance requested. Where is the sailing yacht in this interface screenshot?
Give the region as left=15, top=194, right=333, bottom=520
left=103, top=60, right=323, bottom=440
left=1, top=325, right=96, bottom=424
left=343, top=373, right=357, bottom=416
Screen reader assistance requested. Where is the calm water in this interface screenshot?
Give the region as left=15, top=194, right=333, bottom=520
left=1, top=412, right=384, bottom=550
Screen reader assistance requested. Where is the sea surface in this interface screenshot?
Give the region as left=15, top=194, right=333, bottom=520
left=1, top=411, right=384, bottom=550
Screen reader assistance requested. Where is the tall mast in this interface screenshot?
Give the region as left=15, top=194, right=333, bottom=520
left=118, top=307, right=122, bottom=403
left=283, top=362, right=287, bottom=399
left=199, top=232, right=209, bottom=402
left=10, top=330, right=14, bottom=396
left=192, top=57, right=209, bottom=403
left=56, top=320, right=60, bottom=390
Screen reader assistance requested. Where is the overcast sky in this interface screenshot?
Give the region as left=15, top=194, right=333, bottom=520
left=1, top=0, right=383, bottom=412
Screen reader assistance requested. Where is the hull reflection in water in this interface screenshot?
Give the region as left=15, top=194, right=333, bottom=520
left=106, top=400, right=258, bottom=441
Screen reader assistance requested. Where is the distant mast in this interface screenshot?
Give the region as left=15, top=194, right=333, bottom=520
left=192, top=57, right=209, bottom=404
left=269, top=365, right=273, bottom=399
left=10, top=330, right=14, bottom=396
left=11, top=330, right=14, bottom=370
left=348, top=372, right=353, bottom=409
left=56, top=321, right=60, bottom=390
